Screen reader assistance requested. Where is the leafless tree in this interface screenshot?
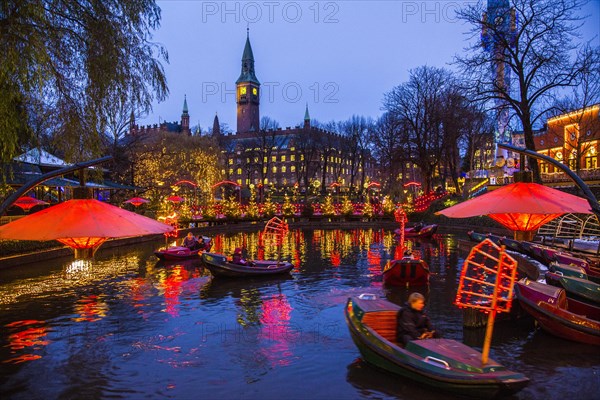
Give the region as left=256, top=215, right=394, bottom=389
left=456, top=0, right=596, bottom=182
left=384, top=66, right=454, bottom=193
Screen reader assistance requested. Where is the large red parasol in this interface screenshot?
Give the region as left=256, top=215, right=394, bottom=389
left=13, top=196, right=49, bottom=212
left=167, top=195, right=185, bottom=203
left=124, top=197, right=150, bottom=207
left=437, top=182, right=593, bottom=234
left=0, top=199, right=174, bottom=256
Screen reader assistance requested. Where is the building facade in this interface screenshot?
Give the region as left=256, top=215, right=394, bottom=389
left=534, top=104, right=600, bottom=174
left=220, top=33, right=376, bottom=191
left=127, top=32, right=377, bottom=193
left=129, top=96, right=192, bottom=136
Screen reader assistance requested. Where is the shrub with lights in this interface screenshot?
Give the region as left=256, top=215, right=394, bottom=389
left=222, top=196, right=241, bottom=219
left=362, top=199, right=373, bottom=218
left=203, top=199, right=217, bottom=219
left=322, top=195, right=336, bottom=216
left=263, top=195, right=277, bottom=217
left=341, top=196, right=354, bottom=216
left=282, top=194, right=295, bottom=217
left=382, top=195, right=396, bottom=216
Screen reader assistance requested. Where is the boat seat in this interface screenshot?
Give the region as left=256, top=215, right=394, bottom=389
left=362, top=310, right=399, bottom=344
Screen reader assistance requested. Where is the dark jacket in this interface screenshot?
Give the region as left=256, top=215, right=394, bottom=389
left=182, top=236, right=199, bottom=249
left=397, top=302, right=434, bottom=343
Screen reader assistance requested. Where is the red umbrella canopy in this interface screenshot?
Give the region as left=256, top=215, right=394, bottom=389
left=436, top=182, right=593, bottom=231
left=13, top=196, right=49, bottom=211
left=124, top=197, right=150, bottom=207
left=167, top=195, right=184, bottom=203
left=0, top=199, right=174, bottom=249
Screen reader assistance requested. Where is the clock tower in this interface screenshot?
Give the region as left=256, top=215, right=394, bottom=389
left=236, top=30, right=260, bottom=133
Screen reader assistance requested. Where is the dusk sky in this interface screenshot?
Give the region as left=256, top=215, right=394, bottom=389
left=140, top=1, right=600, bottom=132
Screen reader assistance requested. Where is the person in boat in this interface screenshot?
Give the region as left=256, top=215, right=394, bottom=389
left=182, top=232, right=200, bottom=250
left=403, top=249, right=414, bottom=259
left=232, top=247, right=247, bottom=265
left=396, top=292, right=439, bottom=346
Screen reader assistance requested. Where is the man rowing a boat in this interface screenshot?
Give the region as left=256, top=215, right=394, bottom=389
left=397, top=292, right=439, bottom=346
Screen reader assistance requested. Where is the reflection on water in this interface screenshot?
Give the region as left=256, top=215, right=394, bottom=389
left=0, top=228, right=598, bottom=399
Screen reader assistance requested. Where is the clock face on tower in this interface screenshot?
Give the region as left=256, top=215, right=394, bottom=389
left=240, top=87, right=247, bottom=95
left=252, top=87, right=258, bottom=96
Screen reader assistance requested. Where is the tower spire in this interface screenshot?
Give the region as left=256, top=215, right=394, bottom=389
left=213, top=112, right=221, bottom=136
left=236, top=31, right=260, bottom=133
left=236, top=30, right=259, bottom=85
left=181, top=95, right=190, bottom=135
left=182, top=94, right=189, bottom=115
left=304, top=103, right=311, bottom=129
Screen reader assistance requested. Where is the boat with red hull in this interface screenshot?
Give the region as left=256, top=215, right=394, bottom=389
left=154, top=237, right=212, bottom=261
left=515, top=279, right=600, bottom=345
left=344, top=295, right=529, bottom=397
left=383, top=258, right=429, bottom=287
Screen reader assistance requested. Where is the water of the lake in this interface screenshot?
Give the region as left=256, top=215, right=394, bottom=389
left=0, top=228, right=598, bottom=399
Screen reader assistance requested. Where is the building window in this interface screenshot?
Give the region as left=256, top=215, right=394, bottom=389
left=271, top=156, right=276, bottom=162
left=301, top=155, right=305, bottom=161
left=281, top=155, right=286, bottom=162
left=291, top=166, right=296, bottom=172
left=585, top=156, right=597, bottom=169
left=272, top=166, right=277, bottom=173
left=228, top=159, right=233, bottom=165
left=237, top=168, right=242, bottom=175
left=291, top=155, right=296, bottom=161
left=282, top=166, right=287, bottom=173
left=228, top=168, right=233, bottom=175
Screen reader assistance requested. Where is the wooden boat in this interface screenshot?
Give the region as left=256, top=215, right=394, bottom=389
left=467, top=231, right=487, bottom=243
left=527, top=243, right=553, bottom=263
left=467, top=231, right=503, bottom=247
left=201, top=252, right=293, bottom=278
left=382, top=258, right=429, bottom=287
left=515, top=279, right=600, bottom=345
left=154, top=237, right=212, bottom=261
left=519, top=241, right=536, bottom=258
left=344, top=295, right=529, bottom=398
left=545, top=271, right=600, bottom=305
left=549, top=262, right=588, bottom=279
left=552, top=252, right=600, bottom=283
left=396, top=224, right=438, bottom=238
left=486, top=234, right=504, bottom=247
left=500, top=237, right=523, bottom=253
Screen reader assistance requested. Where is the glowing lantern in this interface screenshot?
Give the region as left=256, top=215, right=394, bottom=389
left=167, top=195, right=185, bottom=203
left=124, top=197, right=150, bottom=207
left=263, top=217, right=289, bottom=263
left=455, top=239, right=518, bottom=364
